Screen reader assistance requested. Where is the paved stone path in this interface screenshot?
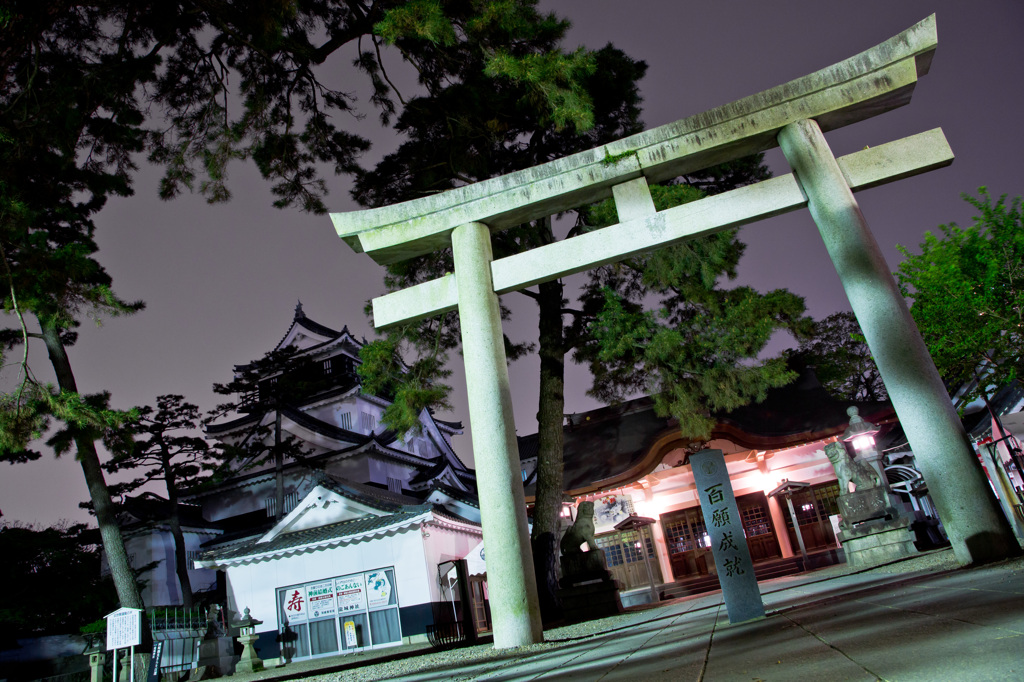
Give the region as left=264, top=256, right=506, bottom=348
left=237, top=554, right=1024, bottom=681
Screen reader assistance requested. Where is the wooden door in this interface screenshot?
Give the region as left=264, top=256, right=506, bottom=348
left=469, top=578, right=490, bottom=634
left=737, top=493, right=781, bottom=563
left=662, top=508, right=713, bottom=579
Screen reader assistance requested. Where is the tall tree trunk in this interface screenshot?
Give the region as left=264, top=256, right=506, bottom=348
left=161, top=451, right=194, bottom=608
left=40, top=319, right=152, bottom=664
left=275, top=409, right=284, bottom=522
left=531, top=276, right=567, bottom=622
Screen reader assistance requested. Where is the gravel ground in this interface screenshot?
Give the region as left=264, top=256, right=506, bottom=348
left=255, top=548, right=1023, bottom=682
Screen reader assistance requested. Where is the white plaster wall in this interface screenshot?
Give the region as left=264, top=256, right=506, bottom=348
left=224, top=527, right=430, bottom=634
left=367, top=458, right=412, bottom=487
left=325, top=455, right=371, bottom=483
left=125, top=531, right=176, bottom=606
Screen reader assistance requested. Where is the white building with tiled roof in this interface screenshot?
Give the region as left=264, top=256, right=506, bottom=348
left=123, top=305, right=486, bottom=661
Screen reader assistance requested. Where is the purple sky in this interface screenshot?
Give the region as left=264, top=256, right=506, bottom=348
left=3, top=1, right=1023, bottom=527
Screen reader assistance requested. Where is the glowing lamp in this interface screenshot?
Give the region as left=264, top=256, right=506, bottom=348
left=842, top=406, right=879, bottom=452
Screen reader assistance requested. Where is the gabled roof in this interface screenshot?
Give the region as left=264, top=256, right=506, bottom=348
left=193, top=471, right=482, bottom=568
left=271, top=302, right=366, bottom=358
left=422, top=482, right=480, bottom=511
left=408, top=460, right=476, bottom=492
left=195, top=507, right=434, bottom=567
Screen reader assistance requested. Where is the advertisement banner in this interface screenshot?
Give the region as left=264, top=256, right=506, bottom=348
left=280, top=585, right=308, bottom=624
left=306, top=580, right=337, bottom=619
left=365, top=570, right=392, bottom=609
left=335, top=574, right=367, bottom=614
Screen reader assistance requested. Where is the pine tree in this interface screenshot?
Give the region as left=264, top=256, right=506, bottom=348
left=575, top=186, right=812, bottom=442
left=103, top=395, right=215, bottom=608
left=0, top=3, right=155, bottom=642
left=208, top=346, right=330, bottom=521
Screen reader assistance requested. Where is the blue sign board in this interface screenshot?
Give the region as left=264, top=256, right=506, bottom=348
left=690, top=449, right=765, bottom=623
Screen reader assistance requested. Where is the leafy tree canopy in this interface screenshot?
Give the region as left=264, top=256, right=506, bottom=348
left=896, top=188, right=1024, bottom=406
left=785, top=311, right=887, bottom=403
left=575, top=184, right=813, bottom=440
left=0, top=520, right=118, bottom=642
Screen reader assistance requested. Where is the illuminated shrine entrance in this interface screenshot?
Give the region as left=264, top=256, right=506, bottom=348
left=663, top=493, right=781, bottom=580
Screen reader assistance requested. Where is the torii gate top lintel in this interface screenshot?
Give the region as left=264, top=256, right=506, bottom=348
left=331, top=14, right=937, bottom=266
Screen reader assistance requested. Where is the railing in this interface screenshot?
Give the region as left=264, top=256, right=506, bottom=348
left=147, top=604, right=225, bottom=633
left=145, top=604, right=224, bottom=675
left=425, top=622, right=466, bottom=650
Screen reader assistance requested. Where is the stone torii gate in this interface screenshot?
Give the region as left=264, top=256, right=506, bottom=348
left=330, top=15, right=1018, bottom=648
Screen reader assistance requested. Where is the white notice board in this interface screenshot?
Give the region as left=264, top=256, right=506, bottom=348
left=105, top=607, right=143, bottom=650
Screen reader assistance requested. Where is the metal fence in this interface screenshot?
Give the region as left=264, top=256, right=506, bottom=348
left=148, top=604, right=224, bottom=675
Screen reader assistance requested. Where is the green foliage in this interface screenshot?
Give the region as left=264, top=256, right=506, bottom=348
left=0, top=3, right=147, bottom=461
left=484, top=47, right=597, bottom=131
left=358, top=328, right=453, bottom=436
left=353, top=16, right=648, bottom=439
left=896, top=188, right=1024, bottom=405
left=576, top=183, right=812, bottom=440
left=786, top=311, right=887, bottom=402
left=375, top=0, right=458, bottom=46
left=1, top=388, right=136, bottom=463
left=0, top=521, right=118, bottom=642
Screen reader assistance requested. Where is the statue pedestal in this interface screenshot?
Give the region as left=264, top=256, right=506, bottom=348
left=234, top=633, right=264, bottom=674
left=557, top=579, right=623, bottom=623
left=188, top=636, right=236, bottom=680
left=839, top=515, right=917, bottom=568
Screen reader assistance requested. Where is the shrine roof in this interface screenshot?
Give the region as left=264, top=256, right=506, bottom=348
left=522, top=369, right=895, bottom=497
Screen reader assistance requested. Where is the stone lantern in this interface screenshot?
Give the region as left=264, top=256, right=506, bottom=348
left=231, top=607, right=264, bottom=674
left=842, top=406, right=886, bottom=485
left=83, top=635, right=106, bottom=682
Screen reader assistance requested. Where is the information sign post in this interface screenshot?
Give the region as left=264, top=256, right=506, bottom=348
left=105, top=607, right=143, bottom=682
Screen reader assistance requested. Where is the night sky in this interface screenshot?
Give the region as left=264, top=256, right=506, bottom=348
left=3, top=1, right=1022, bottom=527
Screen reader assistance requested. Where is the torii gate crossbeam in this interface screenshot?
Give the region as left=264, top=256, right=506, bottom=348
left=329, top=14, right=1019, bottom=648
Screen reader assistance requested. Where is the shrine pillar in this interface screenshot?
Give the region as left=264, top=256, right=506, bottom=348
left=450, top=222, right=543, bottom=646
left=778, top=119, right=1020, bottom=565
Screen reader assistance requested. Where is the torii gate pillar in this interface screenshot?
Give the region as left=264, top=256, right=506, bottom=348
left=451, top=222, right=543, bottom=646
left=779, top=120, right=1020, bottom=564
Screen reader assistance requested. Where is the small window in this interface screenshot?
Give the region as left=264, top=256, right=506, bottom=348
left=360, top=412, right=376, bottom=433
left=387, top=477, right=402, bottom=493
left=338, top=412, right=353, bottom=430
left=323, top=358, right=333, bottom=375
left=265, top=492, right=300, bottom=518
left=521, top=468, right=529, bottom=482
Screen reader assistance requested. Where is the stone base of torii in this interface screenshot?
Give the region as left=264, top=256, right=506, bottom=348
left=329, top=14, right=1020, bottom=648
